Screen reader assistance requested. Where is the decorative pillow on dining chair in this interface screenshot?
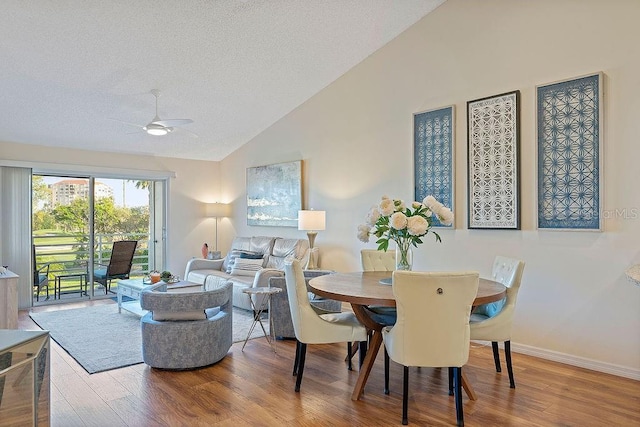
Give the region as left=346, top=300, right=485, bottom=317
left=473, top=297, right=506, bottom=318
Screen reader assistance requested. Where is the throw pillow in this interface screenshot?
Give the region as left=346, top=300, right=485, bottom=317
left=226, top=250, right=265, bottom=273
left=231, top=258, right=264, bottom=277
left=152, top=310, right=207, bottom=321
left=239, top=251, right=264, bottom=259
left=473, top=297, right=506, bottom=318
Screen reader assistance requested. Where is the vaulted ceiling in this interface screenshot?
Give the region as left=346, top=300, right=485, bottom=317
left=1, top=1, right=445, bottom=161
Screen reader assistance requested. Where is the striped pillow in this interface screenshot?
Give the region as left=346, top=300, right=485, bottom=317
left=230, top=258, right=264, bottom=276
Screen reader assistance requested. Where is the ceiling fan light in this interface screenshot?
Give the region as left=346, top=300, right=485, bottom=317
left=144, top=124, right=168, bottom=136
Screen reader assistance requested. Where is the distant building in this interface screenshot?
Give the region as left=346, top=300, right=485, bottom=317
left=50, top=179, right=114, bottom=207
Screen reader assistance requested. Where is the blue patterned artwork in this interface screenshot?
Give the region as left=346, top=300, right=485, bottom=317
left=414, top=106, right=454, bottom=227
left=467, top=91, right=520, bottom=229
left=537, top=73, right=602, bottom=230
left=246, top=160, right=302, bottom=227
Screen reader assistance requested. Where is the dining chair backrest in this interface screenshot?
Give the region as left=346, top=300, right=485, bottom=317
left=360, top=249, right=396, bottom=272
left=284, top=259, right=331, bottom=343
left=492, top=255, right=525, bottom=309
left=471, top=257, right=525, bottom=341
left=385, top=270, right=479, bottom=368
left=284, top=259, right=366, bottom=344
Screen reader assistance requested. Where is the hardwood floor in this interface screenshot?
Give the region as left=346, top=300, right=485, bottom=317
left=19, top=303, right=640, bottom=426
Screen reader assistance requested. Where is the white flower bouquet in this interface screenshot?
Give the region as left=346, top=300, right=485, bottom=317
left=357, top=195, right=453, bottom=269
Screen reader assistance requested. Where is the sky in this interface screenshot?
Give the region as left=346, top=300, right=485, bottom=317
left=41, top=176, right=150, bottom=208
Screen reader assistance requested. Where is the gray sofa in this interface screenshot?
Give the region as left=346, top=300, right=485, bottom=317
left=140, top=278, right=233, bottom=370
left=184, top=236, right=310, bottom=311
left=269, top=270, right=342, bottom=339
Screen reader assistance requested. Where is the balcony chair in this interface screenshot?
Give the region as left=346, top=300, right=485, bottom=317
left=470, top=256, right=525, bottom=388
left=284, top=259, right=368, bottom=392
left=382, top=270, right=479, bottom=426
left=94, top=240, right=137, bottom=294
left=32, top=244, right=50, bottom=302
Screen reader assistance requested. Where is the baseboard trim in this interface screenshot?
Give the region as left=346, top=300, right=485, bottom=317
left=472, top=340, right=640, bottom=381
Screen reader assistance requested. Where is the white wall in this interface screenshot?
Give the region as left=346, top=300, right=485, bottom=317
left=221, top=0, right=640, bottom=376
left=0, top=140, right=224, bottom=289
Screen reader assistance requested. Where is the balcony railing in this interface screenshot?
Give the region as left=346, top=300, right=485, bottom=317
left=33, top=232, right=150, bottom=301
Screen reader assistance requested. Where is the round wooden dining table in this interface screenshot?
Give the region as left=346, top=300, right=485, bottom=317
left=308, top=271, right=507, bottom=401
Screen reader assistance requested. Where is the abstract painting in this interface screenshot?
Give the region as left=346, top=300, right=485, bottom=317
left=246, top=160, right=302, bottom=227
left=414, top=105, right=455, bottom=227
left=536, top=73, right=603, bottom=230
left=467, top=91, right=520, bottom=229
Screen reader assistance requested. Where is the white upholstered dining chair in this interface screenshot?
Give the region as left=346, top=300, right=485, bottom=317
left=284, top=259, right=369, bottom=392
left=360, top=249, right=396, bottom=271
left=470, top=256, right=525, bottom=388
left=382, top=270, right=479, bottom=426
left=360, top=248, right=396, bottom=394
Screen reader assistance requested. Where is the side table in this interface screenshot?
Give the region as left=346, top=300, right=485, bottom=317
left=241, top=287, right=283, bottom=352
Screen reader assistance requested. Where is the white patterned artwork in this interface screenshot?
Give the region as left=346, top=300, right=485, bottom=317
left=467, top=91, right=520, bottom=229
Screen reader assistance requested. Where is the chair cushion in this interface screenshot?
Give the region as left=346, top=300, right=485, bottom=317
left=473, top=297, right=506, bottom=318
left=94, top=268, right=107, bottom=279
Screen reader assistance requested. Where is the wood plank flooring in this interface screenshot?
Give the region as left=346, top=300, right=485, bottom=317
left=18, top=302, right=640, bottom=426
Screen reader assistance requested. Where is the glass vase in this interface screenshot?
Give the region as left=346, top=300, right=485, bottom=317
left=395, top=245, right=413, bottom=271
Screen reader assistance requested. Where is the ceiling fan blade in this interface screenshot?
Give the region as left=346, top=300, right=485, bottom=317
left=174, top=127, right=199, bottom=138
left=109, top=118, right=144, bottom=128
left=152, top=118, right=193, bottom=127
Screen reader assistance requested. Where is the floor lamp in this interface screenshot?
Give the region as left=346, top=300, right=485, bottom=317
left=298, top=209, right=326, bottom=270
left=206, top=202, right=231, bottom=259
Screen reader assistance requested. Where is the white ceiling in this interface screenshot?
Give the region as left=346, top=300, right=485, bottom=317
left=0, top=1, right=444, bottom=161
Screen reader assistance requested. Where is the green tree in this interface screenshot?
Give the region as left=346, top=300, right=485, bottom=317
left=33, top=210, right=56, bottom=231
left=52, top=198, right=88, bottom=233
left=32, top=175, right=52, bottom=211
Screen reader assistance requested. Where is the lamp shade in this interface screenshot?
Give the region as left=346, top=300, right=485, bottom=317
left=206, top=202, right=231, bottom=218
left=298, top=210, right=326, bottom=231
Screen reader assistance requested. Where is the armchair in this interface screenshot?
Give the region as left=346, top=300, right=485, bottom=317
left=140, top=277, right=233, bottom=370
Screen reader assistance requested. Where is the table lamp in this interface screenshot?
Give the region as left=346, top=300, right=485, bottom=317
left=206, top=202, right=232, bottom=255
left=298, top=209, right=326, bottom=270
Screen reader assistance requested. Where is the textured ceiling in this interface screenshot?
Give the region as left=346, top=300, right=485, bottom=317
left=0, top=0, right=444, bottom=161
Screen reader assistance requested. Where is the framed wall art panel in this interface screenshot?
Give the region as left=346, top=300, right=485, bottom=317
left=536, top=73, right=603, bottom=231
left=246, top=160, right=302, bottom=227
left=414, top=105, right=455, bottom=227
left=467, top=91, right=520, bottom=229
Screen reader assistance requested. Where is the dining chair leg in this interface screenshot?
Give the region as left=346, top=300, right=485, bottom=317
left=294, top=343, right=307, bottom=392
left=347, top=342, right=353, bottom=370
left=491, top=341, right=502, bottom=372
left=505, top=340, right=516, bottom=388
left=448, top=367, right=454, bottom=396
left=358, top=341, right=367, bottom=370
left=293, top=340, right=301, bottom=376
left=454, top=367, right=464, bottom=427
left=402, top=365, right=409, bottom=425
left=384, top=347, right=390, bottom=395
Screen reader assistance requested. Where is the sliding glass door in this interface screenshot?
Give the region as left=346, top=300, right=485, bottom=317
left=32, top=174, right=167, bottom=304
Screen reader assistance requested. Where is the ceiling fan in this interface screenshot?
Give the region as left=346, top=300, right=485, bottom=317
left=116, top=89, right=195, bottom=136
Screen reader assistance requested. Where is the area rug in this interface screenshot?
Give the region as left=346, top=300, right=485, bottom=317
left=29, top=304, right=265, bottom=374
